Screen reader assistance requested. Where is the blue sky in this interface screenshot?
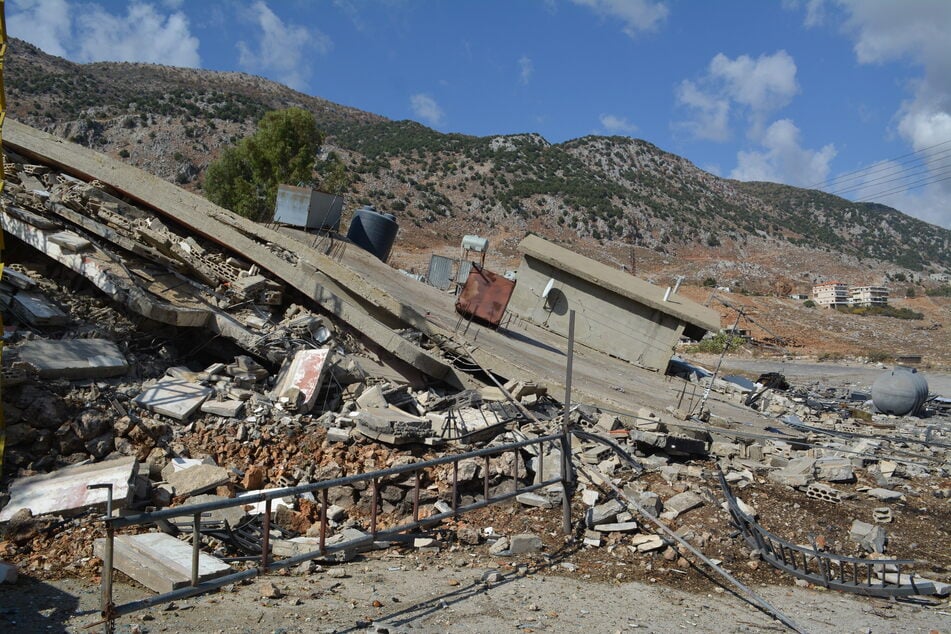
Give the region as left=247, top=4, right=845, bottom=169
left=8, top=0, right=951, bottom=228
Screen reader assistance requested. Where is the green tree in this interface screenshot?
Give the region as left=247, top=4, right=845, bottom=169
left=204, top=108, right=324, bottom=221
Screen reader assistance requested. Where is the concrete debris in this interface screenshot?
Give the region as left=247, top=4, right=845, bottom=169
left=0, top=457, right=137, bottom=521
left=93, top=533, right=231, bottom=593
left=16, top=338, right=129, bottom=379
left=661, top=491, right=704, bottom=519
left=849, top=520, right=887, bottom=554
left=271, top=348, right=331, bottom=413
left=134, top=378, right=214, bottom=421
left=0, top=122, right=948, bottom=609
left=164, top=464, right=231, bottom=499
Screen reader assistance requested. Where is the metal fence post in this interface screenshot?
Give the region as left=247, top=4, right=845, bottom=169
left=88, top=483, right=115, bottom=634
left=561, top=309, right=576, bottom=535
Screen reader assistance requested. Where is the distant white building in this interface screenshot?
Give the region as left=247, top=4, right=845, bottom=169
left=930, top=272, right=950, bottom=283
left=850, top=285, right=889, bottom=307
left=813, top=282, right=849, bottom=307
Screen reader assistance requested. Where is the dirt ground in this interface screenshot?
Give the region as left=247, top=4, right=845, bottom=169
left=3, top=547, right=950, bottom=634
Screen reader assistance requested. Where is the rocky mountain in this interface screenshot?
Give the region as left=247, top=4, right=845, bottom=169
left=5, top=38, right=950, bottom=282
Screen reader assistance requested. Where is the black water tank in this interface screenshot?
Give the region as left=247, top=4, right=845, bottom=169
left=347, top=206, right=398, bottom=262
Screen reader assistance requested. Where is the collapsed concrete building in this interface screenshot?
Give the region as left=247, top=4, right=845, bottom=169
left=508, top=235, right=720, bottom=371
left=0, top=119, right=949, bottom=632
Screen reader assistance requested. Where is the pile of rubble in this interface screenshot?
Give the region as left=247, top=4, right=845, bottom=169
left=0, top=135, right=949, bottom=617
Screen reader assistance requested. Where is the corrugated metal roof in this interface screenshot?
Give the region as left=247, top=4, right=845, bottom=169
left=517, top=234, right=720, bottom=333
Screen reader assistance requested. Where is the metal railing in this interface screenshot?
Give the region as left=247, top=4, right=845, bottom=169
left=94, top=431, right=570, bottom=631
left=718, top=469, right=933, bottom=597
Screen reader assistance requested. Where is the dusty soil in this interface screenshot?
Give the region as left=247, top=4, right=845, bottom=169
left=3, top=546, right=950, bottom=634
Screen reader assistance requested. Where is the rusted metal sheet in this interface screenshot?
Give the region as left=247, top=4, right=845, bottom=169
left=455, top=264, right=515, bottom=327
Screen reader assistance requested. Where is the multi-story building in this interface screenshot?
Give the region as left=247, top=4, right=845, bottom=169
left=850, top=285, right=889, bottom=307
left=812, top=282, right=849, bottom=307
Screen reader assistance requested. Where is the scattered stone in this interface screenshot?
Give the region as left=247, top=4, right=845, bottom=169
left=516, top=492, right=555, bottom=508
left=850, top=520, right=886, bottom=553
left=662, top=491, right=703, bottom=519
left=769, top=457, right=816, bottom=487
left=509, top=533, right=543, bottom=555
left=630, top=534, right=665, bottom=552
left=259, top=581, right=283, bottom=599
left=866, top=488, right=904, bottom=502
left=873, top=507, right=893, bottom=524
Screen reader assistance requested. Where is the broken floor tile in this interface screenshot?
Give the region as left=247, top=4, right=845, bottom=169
left=134, top=379, right=214, bottom=421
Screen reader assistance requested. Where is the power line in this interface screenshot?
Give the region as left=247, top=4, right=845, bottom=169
left=855, top=172, right=951, bottom=202
left=828, top=152, right=951, bottom=196
left=826, top=148, right=951, bottom=194
left=809, top=136, right=951, bottom=190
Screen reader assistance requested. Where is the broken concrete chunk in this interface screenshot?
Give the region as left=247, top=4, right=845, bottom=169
left=0, top=456, right=137, bottom=521
left=93, top=533, right=231, bottom=593
left=134, top=379, right=214, bottom=421
left=354, top=408, right=432, bottom=445
left=200, top=399, right=246, bottom=418
left=630, top=533, right=666, bottom=552
left=516, top=492, right=556, bottom=509
left=270, top=348, right=330, bottom=413
left=165, top=464, right=231, bottom=499
left=17, top=338, right=129, bottom=379
left=768, top=457, right=816, bottom=487
left=586, top=499, right=624, bottom=527
left=816, top=456, right=854, bottom=483
left=509, top=533, right=543, bottom=554
left=11, top=290, right=68, bottom=327
left=850, top=520, right=886, bottom=553
left=356, top=384, right=388, bottom=410
left=593, top=521, right=638, bottom=533
left=49, top=230, right=92, bottom=252
left=866, top=488, right=904, bottom=502
left=662, top=491, right=704, bottom=518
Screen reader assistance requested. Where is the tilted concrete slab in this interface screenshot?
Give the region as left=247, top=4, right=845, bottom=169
left=270, top=348, right=330, bottom=413
left=164, top=464, right=231, bottom=498
left=0, top=456, right=137, bottom=521
left=17, top=338, right=129, bottom=379
left=134, top=379, right=214, bottom=420
left=93, top=533, right=231, bottom=594
left=3, top=120, right=467, bottom=389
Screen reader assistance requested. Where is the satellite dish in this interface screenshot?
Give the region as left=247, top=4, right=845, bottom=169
left=542, top=278, right=555, bottom=299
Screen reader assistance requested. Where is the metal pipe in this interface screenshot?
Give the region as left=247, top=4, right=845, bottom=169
left=319, top=488, right=328, bottom=555
left=562, top=309, right=575, bottom=535
left=369, top=478, right=378, bottom=536
left=87, top=483, right=114, bottom=634
left=191, top=513, right=201, bottom=587
left=261, top=499, right=271, bottom=569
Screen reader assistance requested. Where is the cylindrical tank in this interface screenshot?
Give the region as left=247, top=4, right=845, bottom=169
left=871, top=367, right=928, bottom=416
left=347, top=206, right=398, bottom=262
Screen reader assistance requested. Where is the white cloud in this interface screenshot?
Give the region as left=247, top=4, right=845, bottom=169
left=518, top=55, right=534, bottom=85
left=675, top=79, right=731, bottom=142
left=236, top=1, right=330, bottom=90
left=8, top=0, right=73, bottom=58
left=410, top=94, right=445, bottom=127
left=783, top=0, right=828, bottom=27
left=731, top=119, right=836, bottom=186
left=832, top=0, right=951, bottom=227
left=709, top=51, right=798, bottom=115
left=599, top=113, right=638, bottom=134
left=676, top=51, right=798, bottom=141
left=9, top=0, right=200, bottom=66
left=571, top=0, right=669, bottom=37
